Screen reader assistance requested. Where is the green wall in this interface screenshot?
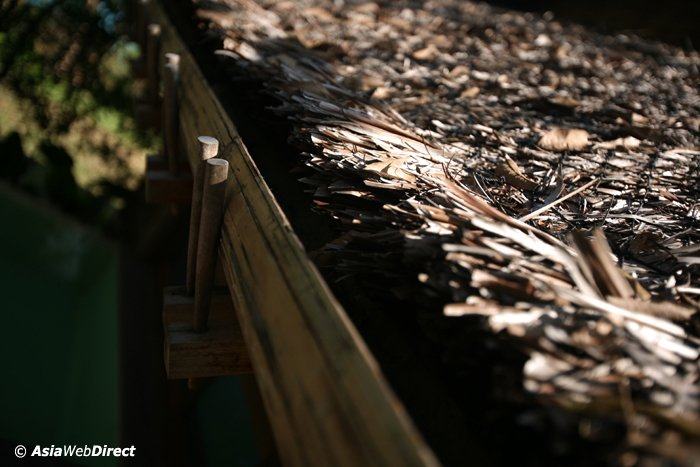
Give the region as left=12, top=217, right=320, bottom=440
left=0, top=185, right=118, bottom=467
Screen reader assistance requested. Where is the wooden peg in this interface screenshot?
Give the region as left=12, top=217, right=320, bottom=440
left=193, top=159, right=229, bottom=332
left=162, top=53, right=181, bottom=173
left=186, top=136, right=220, bottom=295
left=144, top=61, right=194, bottom=207
left=133, top=23, right=161, bottom=129
left=145, top=23, right=161, bottom=106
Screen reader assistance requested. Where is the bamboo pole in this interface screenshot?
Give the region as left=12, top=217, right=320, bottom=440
left=193, top=158, right=229, bottom=331
left=186, top=136, right=220, bottom=296
left=162, top=53, right=181, bottom=173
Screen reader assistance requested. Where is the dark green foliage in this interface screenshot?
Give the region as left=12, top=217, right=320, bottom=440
left=0, top=0, right=156, bottom=232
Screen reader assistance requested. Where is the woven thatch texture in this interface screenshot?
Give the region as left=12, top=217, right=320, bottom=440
left=193, top=0, right=699, bottom=462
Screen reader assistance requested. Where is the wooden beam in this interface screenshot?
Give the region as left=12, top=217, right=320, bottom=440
left=147, top=2, right=439, bottom=466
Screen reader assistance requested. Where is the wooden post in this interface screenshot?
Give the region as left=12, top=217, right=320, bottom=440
left=162, top=53, right=180, bottom=174
left=186, top=136, right=220, bottom=296
left=134, top=0, right=150, bottom=52
left=193, top=159, right=229, bottom=332
left=144, top=55, right=192, bottom=206
left=146, top=23, right=161, bottom=106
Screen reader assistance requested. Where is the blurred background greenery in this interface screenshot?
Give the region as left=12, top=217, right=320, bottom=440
left=0, top=2, right=151, bottom=466
left=0, top=0, right=157, bottom=232
left=0, top=2, right=258, bottom=467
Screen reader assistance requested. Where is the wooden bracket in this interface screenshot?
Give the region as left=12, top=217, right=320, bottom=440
left=145, top=166, right=192, bottom=205
left=158, top=135, right=248, bottom=380
left=163, top=286, right=252, bottom=379
left=143, top=51, right=191, bottom=205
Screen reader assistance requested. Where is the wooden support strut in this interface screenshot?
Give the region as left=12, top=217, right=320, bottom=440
left=144, top=51, right=192, bottom=205
left=162, top=141, right=250, bottom=379
left=135, top=1, right=150, bottom=51
left=186, top=136, right=219, bottom=295
left=133, top=20, right=161, bottom=130
left=145, top=23, right=161, bottom=107
left=162, top=52, right=180, bottom=174
left=193, top=158, right=229, bottom=332
left=132, top=0, right=150, bottom=77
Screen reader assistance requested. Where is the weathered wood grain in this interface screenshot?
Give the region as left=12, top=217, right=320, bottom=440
left=162, top=285, right=232, bottom=326
left=163, top=284, right=252, bottom=379
left=193, top=158, right=229, bottom=331
left=186, top=136, right=220, bottom=295
left=145, top=2, right=439, bottom=466
left=164, top=318, right=252, bottom=379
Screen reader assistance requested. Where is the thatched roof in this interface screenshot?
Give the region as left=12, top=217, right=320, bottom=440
left=191, top=0, right=699, bottom=462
